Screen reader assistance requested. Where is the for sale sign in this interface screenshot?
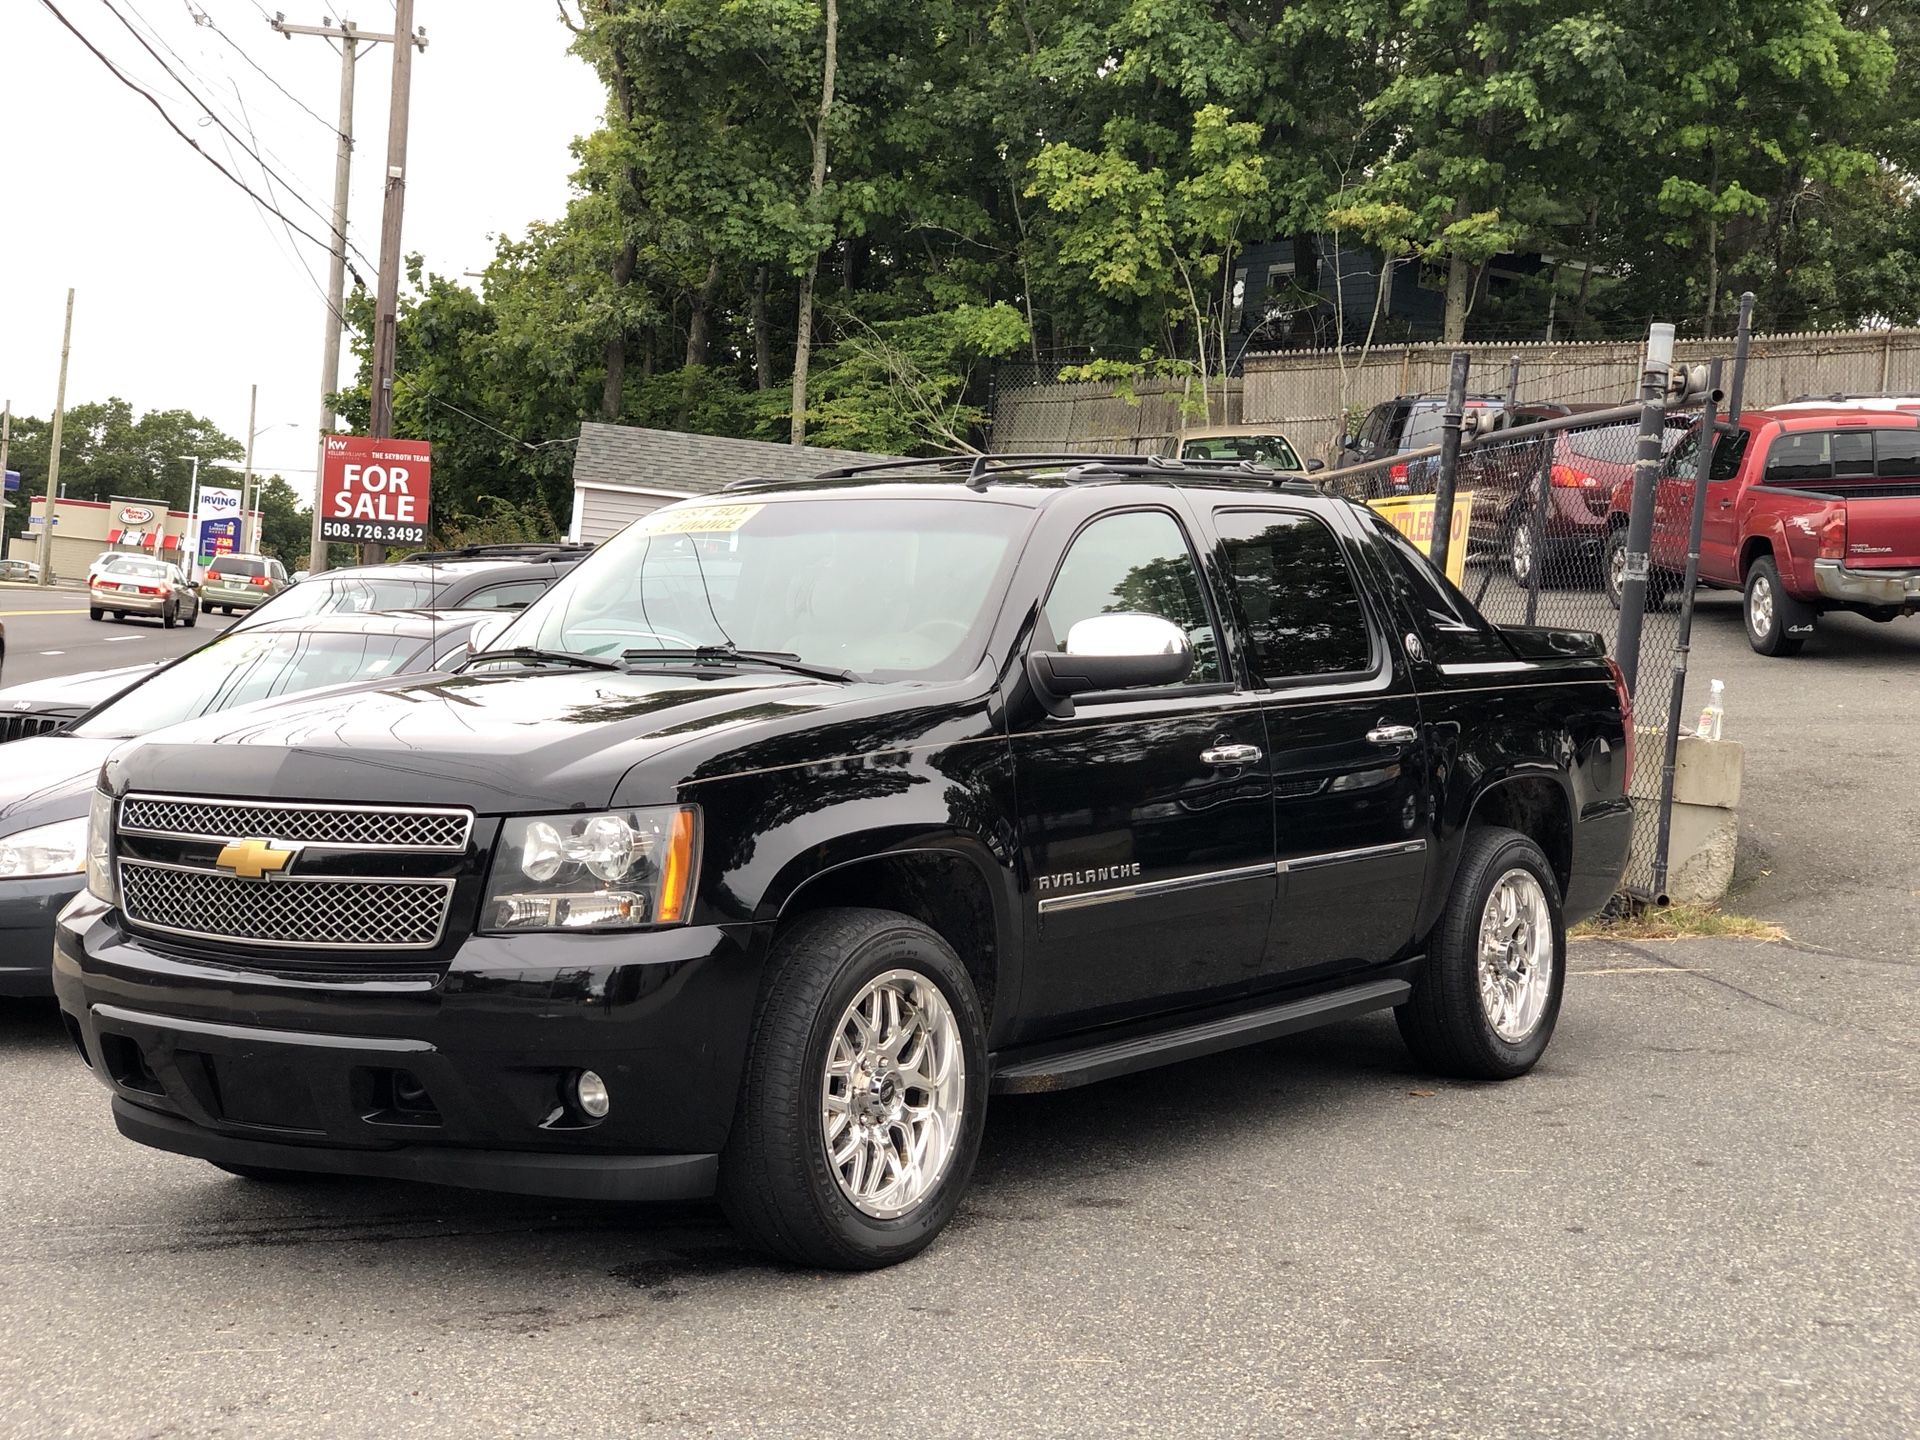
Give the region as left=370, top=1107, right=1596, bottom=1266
left=319, top=435, right=432, bottom=546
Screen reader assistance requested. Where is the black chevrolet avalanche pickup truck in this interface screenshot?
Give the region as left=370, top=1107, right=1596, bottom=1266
left=54, top=457, right=1633, bottom=1269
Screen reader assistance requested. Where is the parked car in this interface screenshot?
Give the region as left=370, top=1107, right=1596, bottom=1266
left=198, top=553, right=291, bottom=614
left=0, top=662, right=161, bottom=743
left=232, top=543, right=593, bottom=631
left=0, top=609, right=491, bottom=998
left=1603, top=404, right=1920, bottom=654
left=1175, top=426, right=1319, bottom=473
left=0, top=559, right=41, bottom=583
left=87, top=558, right=198, bottom=628
left=54, top=456, right=1633, bottom=1268
left=1334, top=391, right=1508, bottom=494
left=1460, top=406, right=1691, bottom=586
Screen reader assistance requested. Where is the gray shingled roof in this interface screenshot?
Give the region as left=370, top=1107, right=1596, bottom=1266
left=572, top=422, right=898, bottom=496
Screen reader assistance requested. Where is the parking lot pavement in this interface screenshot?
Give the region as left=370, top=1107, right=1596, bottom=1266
left=1676, top=591, right=1920, bottom=960
left=0, top=585, right=235, bottom=689
left=2, top=935, right=1912, bottom=1439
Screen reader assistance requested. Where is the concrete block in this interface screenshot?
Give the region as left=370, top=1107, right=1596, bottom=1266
left=1627, top=736, right=1744, bottom=904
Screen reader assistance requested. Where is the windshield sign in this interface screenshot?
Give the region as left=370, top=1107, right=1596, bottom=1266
left=495, top=498, right=1029, bottom=680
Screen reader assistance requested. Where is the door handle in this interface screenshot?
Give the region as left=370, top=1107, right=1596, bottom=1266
left=1200, top=743, right=1263, bottom=768
left=1367, top=724, right=1418, bottom=746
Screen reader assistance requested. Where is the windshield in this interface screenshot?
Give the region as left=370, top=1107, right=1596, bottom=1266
left=499, top=497, right=1030, bottom=679
left=1181, top=435, right=1304, bottom=469
left=235, top=572, right=440, bottom=629
left=72, top=630, right=424, bottom=740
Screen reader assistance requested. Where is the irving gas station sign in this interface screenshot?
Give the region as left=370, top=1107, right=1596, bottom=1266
left=319, top=435, right=432, bottom=547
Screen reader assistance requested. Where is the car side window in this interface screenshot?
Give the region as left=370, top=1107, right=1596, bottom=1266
left=1216, top=510, right=1373, bottom=682
left=463, top=580, right=549, bottom=611
left=1876, top=427, right=1920, bottom=477
left=1765, top=431, right=1834, bottom=483
left=1364, top=515, right=1511, bottom=666
left=1042, top=510, right=1222, bottom=686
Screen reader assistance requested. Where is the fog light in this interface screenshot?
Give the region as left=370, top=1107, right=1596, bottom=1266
left=572, top=1069, right=611, bottom=1119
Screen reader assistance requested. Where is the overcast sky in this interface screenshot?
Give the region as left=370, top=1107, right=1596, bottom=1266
left=1, top=1, right=603, bottom=496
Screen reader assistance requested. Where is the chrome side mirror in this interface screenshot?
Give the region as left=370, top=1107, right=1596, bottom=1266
left=1026, top=612, right=1193, bottom=717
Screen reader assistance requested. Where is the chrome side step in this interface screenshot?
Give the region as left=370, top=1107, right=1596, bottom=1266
left=990, top=977, right=1412, bottom=1095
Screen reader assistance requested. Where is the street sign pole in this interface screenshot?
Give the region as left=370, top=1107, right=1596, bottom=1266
left=38, top=290, right=74, bottom=588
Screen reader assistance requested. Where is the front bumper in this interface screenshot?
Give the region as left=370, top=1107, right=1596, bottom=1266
left=1812, top=560, right=1920, bottom=611
left=53, top=893, right=767, bottom=1201
left=0, top=872, right=84, bottom=996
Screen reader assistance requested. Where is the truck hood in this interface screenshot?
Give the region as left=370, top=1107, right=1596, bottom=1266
left=101, top=666, right=925, bottom=812
left=0, top=734, right=119, bottom=832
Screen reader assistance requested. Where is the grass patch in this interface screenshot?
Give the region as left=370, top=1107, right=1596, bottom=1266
left=1572, top=902, right=1786, bottom=942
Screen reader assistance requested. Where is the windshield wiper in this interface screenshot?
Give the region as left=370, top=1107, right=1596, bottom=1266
left=465, top=646, right=620, bottom=672
left=621, top=646, right=856, bottom=683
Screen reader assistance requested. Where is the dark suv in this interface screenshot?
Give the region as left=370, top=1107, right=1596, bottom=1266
left=55, top=458, right=1632, bottom=1270
left=1336, top=392, right=1508, bottom=495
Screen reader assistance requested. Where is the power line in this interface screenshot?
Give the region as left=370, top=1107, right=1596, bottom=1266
left=38, top=0, right=350, bottom=261
left=186, top=1, right=345, bottom=138
left=93, top=0, right=376, bottom=272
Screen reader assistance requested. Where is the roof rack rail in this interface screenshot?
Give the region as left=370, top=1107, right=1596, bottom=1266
left=401, top=541, right=596, bottom=563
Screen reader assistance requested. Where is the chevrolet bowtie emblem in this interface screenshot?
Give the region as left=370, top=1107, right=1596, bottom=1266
left=215, top=838, right=295, bottom=880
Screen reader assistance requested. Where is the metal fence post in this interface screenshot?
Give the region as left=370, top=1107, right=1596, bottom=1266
left=1610, top=323, right=1674, bottom=695
left=1523, top=435, right=1554, bottom=626
left=1649, top=357, right=1723, bottom=903
left=1726, top=292, right=1756, bottom=422
left=1429, top=350, right=1471, bottom=574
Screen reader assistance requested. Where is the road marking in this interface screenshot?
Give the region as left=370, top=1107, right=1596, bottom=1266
left=39, top=650, right=65, bottom=656
left=0, top=608, right=89, bottom=617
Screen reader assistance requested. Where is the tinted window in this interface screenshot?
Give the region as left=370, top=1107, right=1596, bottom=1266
left=1765, top=432, right=1834, bottom=483
left=1831, top=430, right=1875, bottom=477
left=462, top=579, right=550, bottom=610
left=1217, top=511, right=1372, bottom=680
left=239, top=574, right=440, bottom=628
left=1043, top=510, right=1221, bottom=685
left=73, top=630, right=423, bottom=740
left=1403, top=408, right=1444, bottom=451
left=208, top=557, right=266, bottom=579
left=1877, top=427, right=1920, bottom=477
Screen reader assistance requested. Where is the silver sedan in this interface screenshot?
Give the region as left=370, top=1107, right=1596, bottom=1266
left=87, top=559, right=200, bottom=629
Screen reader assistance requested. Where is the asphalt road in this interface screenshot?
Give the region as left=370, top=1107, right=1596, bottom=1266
left=0, top=577, right=1913, bottom=1438
left=0, top=584, right=237, bottom=690
left=0, top=937, right=1912, bottom=1438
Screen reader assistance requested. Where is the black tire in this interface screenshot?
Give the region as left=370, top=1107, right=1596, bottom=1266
left=1743, top=556, right=1806, bottom=656
left=163, top=604, right=177, bottom=629
left=89, top=607, right=103, bottom=622
left=183, top=605, right=197, bottom=628
left=719, top=907, right=987, bottom=1270
left=1396, top=826, right=1566, bottom=1080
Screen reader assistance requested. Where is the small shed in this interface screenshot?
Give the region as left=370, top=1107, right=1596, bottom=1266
left=568, top=423, right=897, bottom=543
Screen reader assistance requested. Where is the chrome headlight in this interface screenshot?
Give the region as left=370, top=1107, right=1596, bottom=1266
left=482, top=806, right=697, bottom=932
left=86, top=789, right=117, bottom=904
left=0, top=815, right=90, bottom=881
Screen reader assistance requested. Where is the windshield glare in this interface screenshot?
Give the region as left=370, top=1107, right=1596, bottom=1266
left=73, top=631, right=422, bottom=740
left=504, top=498, right=1029, bottom=679
left=237, top=574, right=439, bottom=628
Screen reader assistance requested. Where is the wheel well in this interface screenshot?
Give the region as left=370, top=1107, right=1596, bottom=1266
left=777, top=851, right=1001, bottom=1024
left=1738, top=536, right=1774, bottom=579
left=1466, top=778, right=1572, bottom=896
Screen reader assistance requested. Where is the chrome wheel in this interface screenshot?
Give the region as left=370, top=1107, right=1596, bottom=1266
left=1477, top=868, right=1554, bottom=1043
left=1607, top=537, right=1626, bottom=603
left=821, top=968, right=967, bottom=1219
left=1509, top=523, right=1534, bottom=585
left=1749, top=574, right=1774, bottom=639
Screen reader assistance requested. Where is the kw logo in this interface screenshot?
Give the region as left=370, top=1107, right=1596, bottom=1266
left=215, top=838, right=296, bottom=880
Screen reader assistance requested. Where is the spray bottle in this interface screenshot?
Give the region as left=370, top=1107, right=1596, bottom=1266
left=1695, top=678, right=1725, bottom=741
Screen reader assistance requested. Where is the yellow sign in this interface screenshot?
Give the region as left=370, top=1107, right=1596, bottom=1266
left=215, top=838, right=295, bottom=880
left=1367, top=490, right=1474, bottom=587
left=636, top=502, right=764, bottom=536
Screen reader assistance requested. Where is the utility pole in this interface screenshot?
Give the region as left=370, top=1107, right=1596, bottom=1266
left=271, top=12, right=426, bottom=573
left=37, top=290, right=74, bottom=588
left=1, top=401, right=11, bottom=559
left=365, top=0, right=421, bottom=563
left=241, top=383, right=258, bottom=554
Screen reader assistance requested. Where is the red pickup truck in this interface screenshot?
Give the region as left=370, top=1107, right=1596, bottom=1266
left=1603, top=404, right=1920, bottom=655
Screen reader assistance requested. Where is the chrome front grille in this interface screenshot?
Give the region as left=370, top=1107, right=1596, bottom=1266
left=120, top=863, right=453, bottom=950
left=0, top=714, right=66, bottom=744
left=115, top=792, right=474, bottom=957
left=120, top=796, right=472, bottom=850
